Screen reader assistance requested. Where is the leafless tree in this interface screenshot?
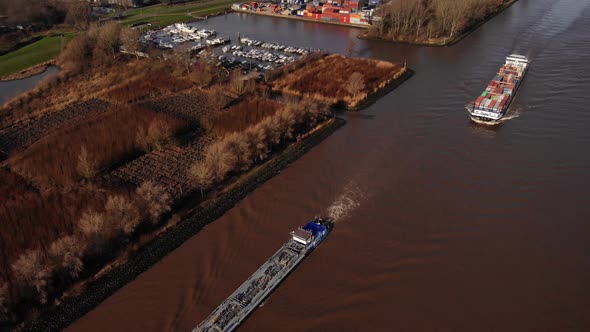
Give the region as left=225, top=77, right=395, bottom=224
left=78, top=210, right=111, bottom=256
left=11, top=249, right=51, bottom=304
left=346, top=72, right=366, bottom=99
left=77, top=145, right=97, bottom=179
left=136, top=120, right=173, bottom=152
left=65, top=0, right=91, bottom=30
left=0, top=281, right=10, bottom=322
left=59, top=34, right=92, bottom=73
left=346, top=38, right=356, bottom=58
left=120, top=27, right=141, bottom=58
left=189, top=162, right=213, bottom=196
left=48, top=235, right=84, bottom=278
left=136, top=181, right=172, bottom=224
left=95, top=21, right=122, bottom=63
left=105, top=195, right=141, bottom=235
left=78, top=210, right=107, bottom=239
left=174, top=48, right=192, bottom=75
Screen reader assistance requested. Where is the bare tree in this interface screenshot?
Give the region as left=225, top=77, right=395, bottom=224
left=174, top=48, right=192, bottom=75
left=136, top=120, right=173, bottom=152
left=78, top=210, right=107, bottom=239
left=120, top=27, right=140, bottom=59
left=136, top=181, right=172, bottom=224
left=346, top=38, right=356, bottom=58
left=11, top=249, right=51, bottom=304
left=104, top=195, right=141, bottom=235
left=93, top=21, right=122, bottom=65
left=48, top=235, right=84, bottom=278
left=0, top=281, right=10, bottom=322
left=77, top=145, right=97, bottom=179
left=59, top=34, right=92, bottom=73
left=78, top=210, right=112, bottom=256
left=346, top=72, right=366, bottom=99
left=189, top=162, right=214, bottom=196
left=65, top=0, right=91, bottom=30
left=229, top=71, right=246, bottom=95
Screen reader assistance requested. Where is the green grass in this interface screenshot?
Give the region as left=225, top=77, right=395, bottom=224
left=0, top=35, right=73, bottom=78
left=115, top=0, right=235, bottom=27
left=124, top=14, right=193, bottom=28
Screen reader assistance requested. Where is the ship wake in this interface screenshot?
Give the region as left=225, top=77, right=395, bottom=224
left=327, top=181, right=365, bottom=222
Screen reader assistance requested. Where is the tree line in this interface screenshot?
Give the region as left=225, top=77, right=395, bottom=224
left=191, top=99, right=331, bottom=193
left=0, top=181, right=171, bottom=325
left=0, top=0, right=91, bottom=29
left=371, top=0, right=507, bottom=41
left=59, top=21, right=140, bottom=73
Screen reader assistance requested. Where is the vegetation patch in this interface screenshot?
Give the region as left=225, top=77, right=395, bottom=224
left=139, top=92, right=215, bottom=123
left=24, top=117, right=344, bottom=332
left=202, top=98, right=282, bottom=136
left=0, top=99, right=111, bottom=159
left=7, top=105, right=189, bottom=189
left=271, top=54, right=407, bottom=109
left=367, top=0, right=517, bottom=46
left=0, top=35, right=70, bottom=78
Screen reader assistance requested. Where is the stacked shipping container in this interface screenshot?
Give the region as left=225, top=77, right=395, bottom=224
left=474, top=63, right=524, bottom=113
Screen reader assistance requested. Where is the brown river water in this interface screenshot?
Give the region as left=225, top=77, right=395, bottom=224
left=69, top=0, right=590, bottom=331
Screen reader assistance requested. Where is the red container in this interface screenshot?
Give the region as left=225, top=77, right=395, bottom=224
left=475, top=95, right=484, bottom=106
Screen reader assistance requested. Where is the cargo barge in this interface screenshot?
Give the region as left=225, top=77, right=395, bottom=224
left=194, top=217, right=334, bottom=332
left=467, top=54, right=528, bottom=123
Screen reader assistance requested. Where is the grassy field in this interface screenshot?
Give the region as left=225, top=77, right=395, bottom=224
left=115, top=0, right=235, bottom=28
left=0, top=34, right=73, bottom=78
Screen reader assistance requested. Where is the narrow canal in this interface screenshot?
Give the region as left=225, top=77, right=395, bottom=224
left=0, top=65, right=59, bottom=103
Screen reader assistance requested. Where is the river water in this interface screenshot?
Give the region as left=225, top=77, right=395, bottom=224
left=0, top=65, right=59, bottom=104
left=70, top=0, right=590, bottom=331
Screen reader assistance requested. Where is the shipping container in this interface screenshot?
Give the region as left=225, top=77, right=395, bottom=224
left=475, top=95, right=484, bottom=107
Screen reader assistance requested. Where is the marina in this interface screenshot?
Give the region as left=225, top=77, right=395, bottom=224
left=141, top=23, right=316, bottom=74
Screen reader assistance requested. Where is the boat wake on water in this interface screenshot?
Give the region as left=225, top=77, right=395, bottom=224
left=326, top=181, right=366, bottom=222
left=469, top=109, right=521, bottom=126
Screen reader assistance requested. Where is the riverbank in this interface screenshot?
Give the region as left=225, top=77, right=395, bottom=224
left=0, top=34, right=72, bottom=79
left=271, top=54, right=408, bottom=110
left=348, top=67, right=413, bottom=111
left=24, top=117, right=345, bottom=331
left=360, top=0, right=518, bottom=47
left=109, top=0, right=236, bottom=28
left=234, top=9, right=370, bottom=29
left=0, top=60, right=55, bottom=81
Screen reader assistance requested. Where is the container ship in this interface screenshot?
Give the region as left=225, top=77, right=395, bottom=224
left=194, top=217, right=334, bottom=332
left=467, top=54, right=528, bottom=123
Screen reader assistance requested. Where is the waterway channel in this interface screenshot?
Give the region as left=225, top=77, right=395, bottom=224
left=70, top=1, right=590, bottom=331
left=0, top=65, right=59, bottom=104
